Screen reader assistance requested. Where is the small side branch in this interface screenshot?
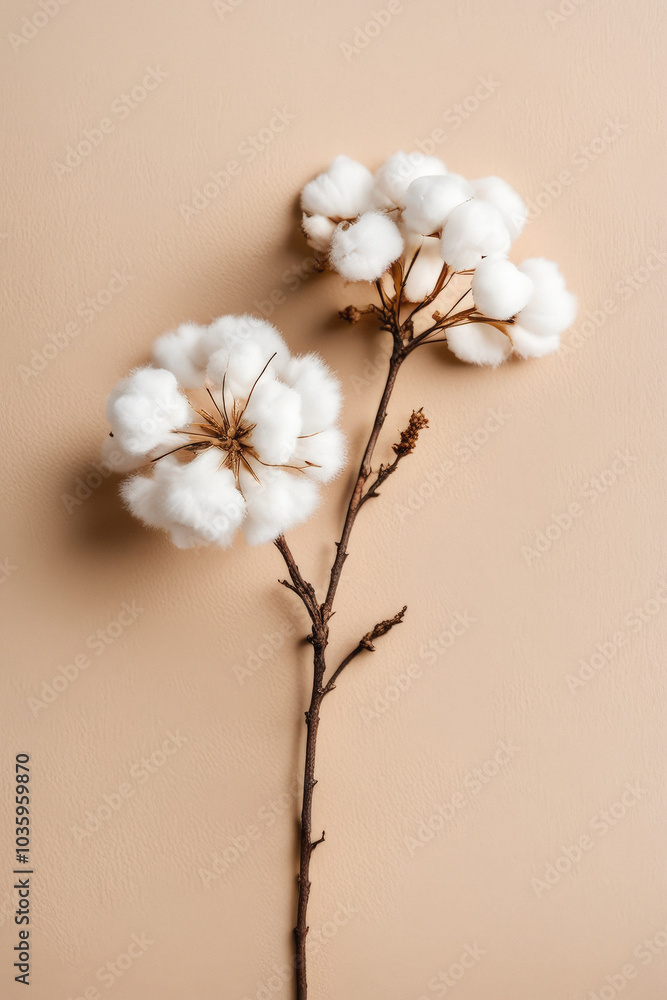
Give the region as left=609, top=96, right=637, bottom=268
left=323, top=605, right=408, bottom=695
left=274, top=534, right=320, bottom=623
left=361, top=408, right=429, bottom=506
left=311, top=830, right=326, bottom=852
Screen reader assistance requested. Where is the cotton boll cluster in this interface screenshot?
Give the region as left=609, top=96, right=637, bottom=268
left=470, top=176, right=527, bottom=240
left=329, top=212, right=404, bottom=282
left=299, top=152, right=527, bottom=295
left=512, top=258, right=578, bottom=358
left=121, top=451, right=247, bottom=549
left=439, top=200, right=511, bottom=272
left=300, top=155, right=375, bottom=256
left=372, top=151, right=448, bottom=210
left=300, top=150, right=448, bottom=275
left=471, top=257, right=533, bottom=321
left=152, top=314, right=290, bottom=391
left=105, top=316, right=346, bottom=548
left=402, top=174, right=473, bottom=236
left=300, top=152, right=575, bottom=365
left=106, top=367, right=193, bottom=457
left=403, top=236, right=444, bottom=303
left=445, top=323, right=511, bottom=368
left=301, top=155, right=374, bottom=222
left=447, top=257, right=576, bottom=365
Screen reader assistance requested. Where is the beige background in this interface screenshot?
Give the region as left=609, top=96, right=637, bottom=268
left=1, top=0, right=665, bottom=997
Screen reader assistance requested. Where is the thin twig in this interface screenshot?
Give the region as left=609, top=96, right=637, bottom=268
left=323, top=606, right=408, bottom=695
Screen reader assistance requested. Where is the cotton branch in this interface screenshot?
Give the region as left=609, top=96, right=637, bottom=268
left=274, top=534, right=320, bottom=624
left=361, top=408, right=429, bottom=505
left=323, top=605, right=408, bottom=695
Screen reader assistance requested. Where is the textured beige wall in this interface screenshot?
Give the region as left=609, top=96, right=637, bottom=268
left=1, top=1, right=665, bottom=997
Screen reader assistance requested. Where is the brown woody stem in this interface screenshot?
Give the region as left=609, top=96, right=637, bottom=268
left=273, top=264, right=508, bottom=998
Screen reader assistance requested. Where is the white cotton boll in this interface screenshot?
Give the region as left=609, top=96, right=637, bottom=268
left=471, top=176, right=528, bottom=239
left=446, top=323, right=511, bottom=367
left=471, top=257, right=533, bottom=320
left=402, top=174, right=474, bottom=236
left=440, top=199, right=511, bottom=272
left=157, top=451, right=246, bottom=548
left=106, top=367, right=192, bottom=457
left=280, top=353, right=342, bottom=435
left=301, top=155, right=374, bottom=220
left=101, top=434, right=146, bottom=474
left=516, top=258, right=577, bottom=336
left=121, top=470, right=162, bottom=528
left=302, top=213, right=337, bottom=253
left=196, top=315, right=290, bottom=372
left=241, top=468, right=320, bottom=545
left=329, top=212, right=404, bottom=282
left=294, top=427, right=347, bottom=483
left=372, top=151, right=447, bottom=210
left=152, top=322, right=206, bottom=388
left=510, top=325, right=561, bottom=359
left=244, top=376, right=302, bottom=466
left=122, top=452, right=246, bottom=548
left=403, top=237, right=445, bottom=302
left=206, top=339, right=282, bottom=401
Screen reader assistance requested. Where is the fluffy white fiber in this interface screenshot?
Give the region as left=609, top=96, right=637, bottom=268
left=199, top=315, right=290, bottom=374
left=301, top=155, right=374, bottom=221
left=329, top=211, right=404, bottom=282
left=446, top=323, right=511, bottom=368
left=291, top=427, right=347, bottom=484
left=106, top=367, right=192, bottom=457
left=240, top=468, right=320, bottom=547
left=302, top=213, right=337, bottom=253
left=402, top=174, right=473, bottom=236
left=121, top=451, right=247, bottom=549
left=107, top=315, right=346, bottom=548
left=471, top=176, right=527, bottom=239
left=403, top=236, right=444, bottom=302
left=152, top=322, right=207, bottom=388
left=440, top=199, right=511, bottom=272
left=515, top=258, right=577, bottom=336
left=243, top=377, right=302, bottom=466
left=471, top=257, right=533, bottom=320
left=372, top=151, right=447, bottom=209
left=280, top=353, right=342, bottom=435
left=509, top=325, right=561, bottom=359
